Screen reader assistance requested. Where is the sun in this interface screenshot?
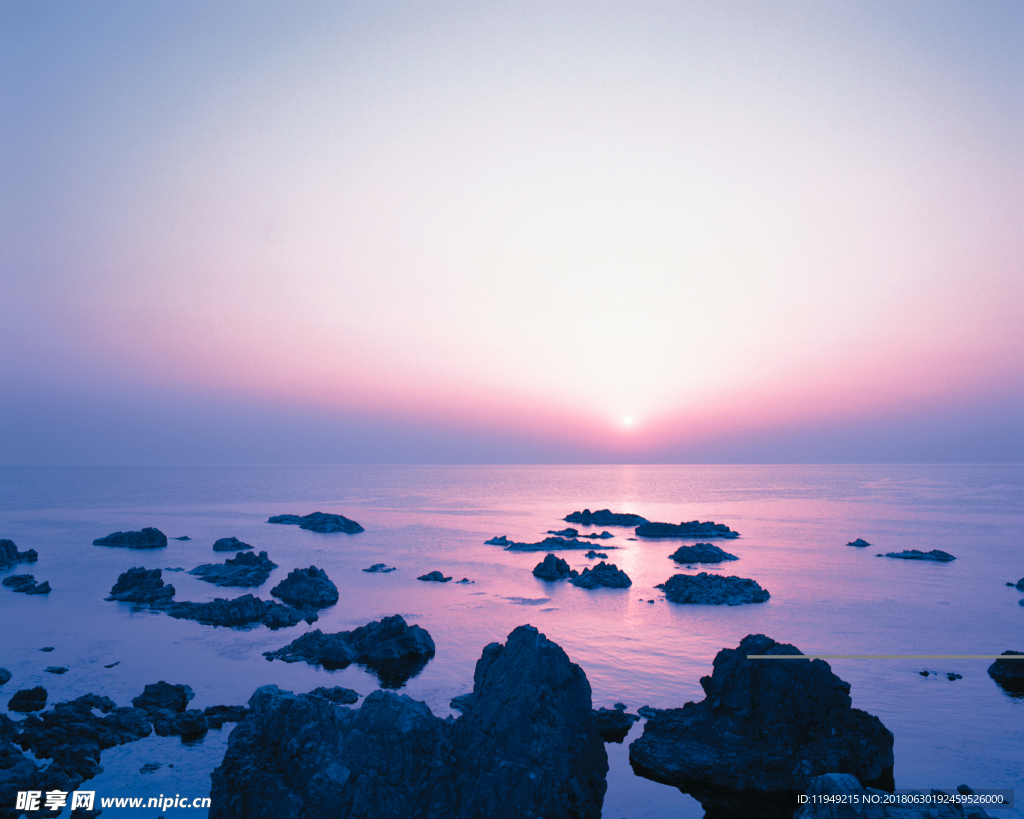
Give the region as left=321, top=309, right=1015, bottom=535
left=622, top=416, right=633, bottom=427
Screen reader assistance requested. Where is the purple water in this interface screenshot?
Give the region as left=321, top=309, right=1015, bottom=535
left=1, top=464, right=1022, bottom=818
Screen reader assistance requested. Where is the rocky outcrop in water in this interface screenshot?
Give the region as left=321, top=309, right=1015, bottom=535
left=629, top=634, right=894, bottom=814
left=191, top=551, right=278, bottom=587
left=418, top=570, right=452, bottom=582
left=268, top=512, right=364, bottom=534
left=533, top=553, right=578, bottom=581
left=669, top=543, right=739, bottom=564
left=987, top=650, right=1024, bottom=693
left=156, top=594, right=314, bottom=628
left=593, top=703, right=639, bottom=743
left=270, top=566, right=338, bottom=608
left=93, top=527, right=168, bottom=549
left=0, top=539, right=37, bottom=569
left=0, top=669, right=10, bottom=686
left=657, top=572, right=769, bottom=605
left=132, top=681, right=194, bottom=715
left=885, top=549, right=956, bottom=561
left=846, top=539, right=871, bottom=547
left=106, top=567, right=176, bottom=603
left=635, top=521, right=739, bottom=539
left=487, top=535, right=614, bottom=552
left=794, top=774, right=992, bottom=819
left=8, top=687, right=47, bottom=713
left=565, top=509, right=649, bottom=526
left=547, top=528, right=614, bottom=539
left=213, top=536, right=254, bottom=552
left=585, top=550, right=608, bottom=559
left=364, top=563, right=397, bottom=572
left=2, top=575, right=50, bottom=594
left=570, top=561, right=632, bottom=589
left=212, top=624, right=607, bottom=819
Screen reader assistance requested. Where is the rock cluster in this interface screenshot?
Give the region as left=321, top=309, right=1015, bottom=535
left=533, top=553, right=578, bottom=581
left=487, top=535, right=610, bottom=551
left=547, top=528, right=614, bottom=539
left=267, top=512, right=364, bottom=533
left=570, top=562, right=632, bottom=589
left=0, top=538, right=37, bottom=569
left=885, top=549, right=956, bottom=561
left=106, top=567, right=175, bottom=603
left=987, top=650, right=1024, bottom=693
left=2, top=575, right=50, bottom=594
left=93, top=527, right=168, bottom=549
left=593, top=703, right=639, bottom=743
left=635, top=521, right=739, bottom=539
left=657, top=572, right=769, bottom=605
left=191, top=551, right=278, bottom=587
left=213, top=536, right=254, bottom=552
left=212, top=625, right=607, bottom=819
left=585, top=550, right=608, bottom=559
left=565, top=509, right=649, bottom=526
left=669, top=543, right=739, bottom=564
left=270, top=566, right=338, bottom=608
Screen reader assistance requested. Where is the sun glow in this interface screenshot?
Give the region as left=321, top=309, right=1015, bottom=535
left=622, top=416, right=633, bottom=427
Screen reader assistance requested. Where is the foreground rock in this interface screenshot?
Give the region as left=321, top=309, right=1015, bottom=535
left=669, top=543, right=739, bottom=564
left=987, top=650, right=1024, bottom=694
left=269, top=566, right=338, bottom=608
left=1, top=575, right=50, bottom=594
left=264, top=614, right=435, bottom=687
left=487, top=534, right=614, bottom=551
left=213, top=624, right=607, bottom=819
left=593, top=703, right=639, bottom=743
left=93, top=527, right=168, bottom=549
left=629, top=634, right=894, bottom=815
left=533, top=553, right=578, bottom=581
left=8, top=687, right=47, bottom=713
left=565, top=509, right=649, bottom=526
left=213, top=536, right=254, bottom=552
left=191, top=550, right=278, bottom=587
left=418, top=570, right=452, bottom=582
left=268, top=512, right=364, bottom=534
left=657, top=572, right=769, bottom=605
left=106, top=567, right=175, bottom=603
left=155, top=594, right=314, bottom=628
left=846, top=538, right=871, bottom=547
left=0, top=538, right=38, bottom=569
left=636, top=521, right=739, bottom=539
left=570, top=562, right=632, bottom=589
left=885, top=549, right=956, bottom=561
left=794, top=773, right=992, bottom=819
left=132, top=681, right=194, bottom=715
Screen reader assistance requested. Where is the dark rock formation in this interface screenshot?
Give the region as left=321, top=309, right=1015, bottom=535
left=106, top=567, right=175, bottom=603
left=794, top=773, right=991, bottom=819
left=2, top=575, right=50, bottom=594
left=657, top=572, right=770, bottom=605
left=629, top=634, right=894, bottom=813
left=93, top=527, right=168, bottom=549
left=593, top=703, right=640, bottom=743
left=306, top=686, right=359, bottom=704
left=43, top=667, right=68, bottom=675
left=204, top=705, right=250, bottom=729
left=264, top=614, right=436, bottom=688
left=213, top=536, right=254, bottom=552
left=418, top=570, right=452, bottom=582
left=174, top=535, right=191, bottom=540
left=1015, top=577, right=1024, bottom=591
left=155, top=594, right=314, bottom=629
left=532, top=553, right=578, bottom=581
left=132, top=681, right=195, bottom=715
left=885, top=549, right=956, bottom=561
left=635, top=521, right=739, bottom=539
left=210, top=624, right=607, bottom=819
left=152, top=708, right=209, bottom=738
left=191, top=550, right=278, bottom=587
left=268, top=512, right=364, bottom=534
left=489, top=535, right=614, bottom=552
left=8, top=687, right=47, bottom=713
left=364, top=563, right=397, bottom=572
left=77, top=694, right=115, bottom=712
left=987, top=650, right=1024, bottom=694
left=449, top=693, right=474, bottom=712
left=0, top=669, right=10, bottom=685
left=669, top=543, right=739, bottom=564
left=270, top=566, right=339, bottom=608
left=585, top=550, right=608, bottom=559
left=547, top=528, right=614, bottom=539
left=565, top=509, right=649, bottom=526
left=570, top=562, right=632, bottom=589
left=846, top=538, right=871, bottom=547
left=0, top=538, right=37, bottom=569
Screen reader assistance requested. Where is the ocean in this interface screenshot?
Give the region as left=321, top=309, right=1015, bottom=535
left=1, top=464, right=1022, bottom=818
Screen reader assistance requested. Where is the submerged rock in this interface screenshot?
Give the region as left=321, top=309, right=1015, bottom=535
left=570, top=561, right=632, bottom=589
left=43, top=667, right=68, bottom=675
left=93, top=527, right=168, bottom=549
left=669, top=543, right=739, bottom=564
left=418, top=570, right=452, bottom=582
left=269, top=566, right=338, bottom=609
left=0, top=538, right=38, bottom=569
left=657, top=572, right=769, bottom=605
left=565, top=509, right=649, bottom=526
left=885, top=549, right=956, bottom=561
left=636, top=521, right=739, bottom=539
left=987, top=650, right=1024, bottom=694
left=212, top=536, right=254, bottom=552
left=191, top=550, right=278, bottom=587
left=132, top=681, right=195, bottom=715
left=267, top=512, right=364, bottom=534
left=364, top=563, right=397, bottom=573
left=593, top=703, right=640, bottom=743
left=2, top=574, right=50, bottom=594
left=532, top=553, right=578, bottom=581
left=8, top=687, right=47, bottom=713
left=305, top=686, right=359, bottom=704
left=106, top=567, right=175, bottom=603
left=846, top=538, right=871, bottom=547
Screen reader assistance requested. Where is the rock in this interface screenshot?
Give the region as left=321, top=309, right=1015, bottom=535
left=153, top=708, right=209, bottom=738
left=547, top=529, right=615, bottom=540
left=305, top=687, right=359, bottom=704
left=565, top=509, right=649, bottom=526
left=920, top=670, right=931, bottom=677
left=43, top=667, right=68, bottom=675
left=270, top=566, right=339, bottom=608
left=77, top=694, right=116, bottom=713
left=93, top=527, right=168, bottom=549
left=174, top=535, right=191, bottom=540
left=585, top=550, right=608, bottom=559
left=657, top=572, right=770, bottom=605
left=846, top=538, right=871, bottom=547
left=669, top=543, right=739, bottom=564
left=204, top=705, right=250, bottom=729
left=132, top=681, right=195, bottom=715
left=418, top=570, right=452, bottom=582
left=104, top=661, right=120, bottom=668
left=794, top=773, right=987, bottom=818
left=455, top=578, right=473, bottom=584
left=106, top=566, right=175, bottom=603
left=191, top=551, right=278, bottom=587
left=947, top=673, right=962, bottom=681
left=0, top=669, right=10, bottom=685
left=1014, top=577, right=1024, bottom=591
left=593, top=703, right=639, bottom=743
left=491, top=535, right=614, bottom=552
left=484, top=535, right=510, bottom=545
left=213, top=536, right=254, bottom=552
left=532, top=553, right=578, bottom=581
left=0, top=538, right=38, bottom=568
left=629, top=634, right=894, bottom=810
left=264, top=614, right=436, bottom=687
left=570, top=561, right=632, bottom=589
left=364, top=563, right=397, bottom=572
left=635, top=521, right=739, bottom=539
left=987, top=650, right=1024, bottom=693
left=449, top=693, right=474, bottom=712
left=2, top=574, right=50, bottom=594
left=155, top=594, right=314, bottom=629
left=39, top=647, right=54, bottom=652
left=885, top=549, right=956, bottom=561
left=140, top=761, right=161, bottom=773
left=267, top=512, right=364, bottom=534
left=8, top=687, right=47, bottom=713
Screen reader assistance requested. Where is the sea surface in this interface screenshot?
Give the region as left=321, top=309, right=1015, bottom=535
left=1, top=464, right=1022, bottom=818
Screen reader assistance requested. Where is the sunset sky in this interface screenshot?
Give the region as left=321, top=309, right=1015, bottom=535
left=2, top=1, right=1022, bottom=463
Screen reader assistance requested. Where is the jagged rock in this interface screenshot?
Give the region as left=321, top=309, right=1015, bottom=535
left=657, top=572, right=769, bottom=605
left=191, top=551, right=278, bottom=587
left=547, top=528, right=615, bottom=539
left=93, top=527, right=168, bottom=549
left=204, top=705, right=250, bottom=729
left=669, top=543, right=739, bottom=564
left=418, top=571, right=452, bottom=582
left=210, top=624, right=607, bottom=819
left=794, top=773, right=991, bottom=818
left=490, top=535, right=613, bottom=552
left=593, top=703, right=639, bottom=743
left=846, top=538, right=871, bottom=547
left=264, top=615, right=435, bottom=687
left=570, top=562, right=632, bottom=589
left=449, top=693, right=474, bottom=712
left=636, top=521, right=739, bottom=539
left=132, top=681, right=195, bottom=715
left=213, top=536, right=254, bottom=552
left=484, top=535, right=511, bottom=545
left=43, top=667, right=68, bottom=675
left=885, top=549, right=955, bottom=561
left=153, top=708, right=209, bottom=738
left=306, top=687, right=359, bottom=704
left=270, top=566, right=338, bottom=608
left=0, top=669, right=10, bottom=685
left=629, top=634, right=894, bottom=812
left=8, top=687, right=47, bottom=713
left=364, top=563, right=397, bottom=572
left=987, top=650, right=1024, bottom=693
left=2, top=575, right=50, bottom=594
left=565, top=509, right=649, bottom=526
left=152, top=594, right=314, bottom=628
left=0, top=538, right=38, bottom=568
left=585, top=550, right=608, bottom=559
left=77, top=694, right=116, bottom=713
left=267, top=512, right=364, bottom=534
left=533, top=553, right=578, bottom=581
left=106, top=567, right=175, bottom=603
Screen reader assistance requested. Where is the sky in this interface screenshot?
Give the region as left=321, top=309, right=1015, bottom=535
left=1, top=1, right=1022, bottom=464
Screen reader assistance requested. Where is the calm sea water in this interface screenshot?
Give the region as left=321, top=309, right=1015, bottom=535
left=1, top=464, right=1022, bottom=818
